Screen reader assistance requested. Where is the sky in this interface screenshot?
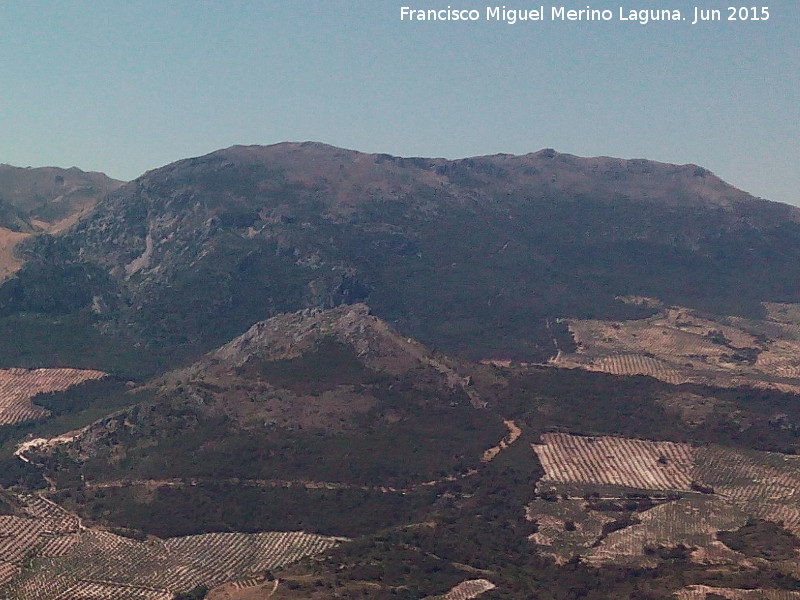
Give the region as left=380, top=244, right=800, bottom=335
left=0, top=0, right=797, bottom=205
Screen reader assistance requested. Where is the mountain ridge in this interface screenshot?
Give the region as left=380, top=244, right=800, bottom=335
left=171, top=141, right=793, bottom=217
left=0, top=164, right=124, bottom=284
left=0, top=164, right=124, bottom=223
left=3, top=142, right=800, bottom=376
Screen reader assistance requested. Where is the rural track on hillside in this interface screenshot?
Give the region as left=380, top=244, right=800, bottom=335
left=78, top=421, right=523, bottom=496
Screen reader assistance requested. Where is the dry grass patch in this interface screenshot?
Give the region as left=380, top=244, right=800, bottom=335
left=481, top=420, right=521, bottom=462
left=0, top=228, right=30, bottom=282
left=436, top=579, right=496, bottom=600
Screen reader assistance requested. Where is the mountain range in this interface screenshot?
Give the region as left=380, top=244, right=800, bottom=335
left=0, top=144, right=799, bottom=599
left=3, top=143, right=800, bottom=375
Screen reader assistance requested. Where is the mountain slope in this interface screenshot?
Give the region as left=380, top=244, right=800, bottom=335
left=0, top=164, right=123, bottom=227
left=5, top=145, right=800, bottom=599
left=0, top=199, right=35, bottom=234
left=0, top=200, right=37, bottom=281
left=34, top=305, right=499, bottom=493
left=0, top=165, right=123, bottom=286
left=2, top=143, right=800, bottom=374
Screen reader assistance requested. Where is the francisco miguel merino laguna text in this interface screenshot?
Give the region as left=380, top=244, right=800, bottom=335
left=401, top=6, right=707, bottom=25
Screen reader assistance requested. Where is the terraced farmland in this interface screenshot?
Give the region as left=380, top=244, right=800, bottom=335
left=0, top=368, right=106, bottom=425
left=3, top=529, right=342, bottom=599
left=0, top=488, right=343, bottom=599
left=692, top=446, right=800, bottom=506
left=764, top=303, right=800, bottom=330
left=437, top=579, right=496, bottom=600
left=532, top=433, right=696, bottom=492
left=552, top=303, right=800, bottom=393
left=42, top=581, right=171, bottom=599
left=591, top=354, right=686, bottom=384
left=527, top=432, right=800, bottom=572
left=0, top=494, right=80, bottom=587
left=690, top=445, right=800, bottom=541
left=675, top=586, right=800, bottom=600
left=689, top=540, right=754, bottom=566
left=586, top=496, right=748, bottom=566
left=206, top=577, right=276, bottom=600
left=525, top=488, right=753, bottom=568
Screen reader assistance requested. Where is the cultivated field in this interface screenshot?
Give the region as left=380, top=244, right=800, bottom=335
left=675, top=586, right=800, bottom=600
left=0, top=494, right=80, bottom=587
left=551, top=302, right=800, bottom=393
left=437, top=579, right=496, bottom=600
left=526, top=497, right=616, bottom=563
left=0, top=368, right=106, bottom=425
left=0, top=490, right=343, bottom=599
left=693, top=445, right=800, bottom=506
left=590, top=354, right=685, bottom=384
left=532, top=432, right=696, bottom=492
left=528, top=433, right=800, bottom=569
left=207, top=578, right=276, bottom=600
left=585, top=496, right=748, bottom=567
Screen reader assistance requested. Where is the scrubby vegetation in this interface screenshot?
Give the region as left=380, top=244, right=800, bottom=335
left=492, top=366, right=800, bottom=454
left=173, top=585, right=208, bottom=599
left=0, top=380, right=154, bottom=488
left=719, top=519, right=800, bottom=561
left=59, top=483, right=439, bottom=538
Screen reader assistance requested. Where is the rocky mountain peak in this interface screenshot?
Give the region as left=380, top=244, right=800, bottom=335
left=189, top=303, right=444, bottom=378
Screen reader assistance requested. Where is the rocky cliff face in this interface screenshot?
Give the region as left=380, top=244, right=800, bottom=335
left=202, top=304, right=437, bottom=373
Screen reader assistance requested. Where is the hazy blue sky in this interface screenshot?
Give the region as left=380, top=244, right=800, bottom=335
left=0, top=1, right=797, bottom=204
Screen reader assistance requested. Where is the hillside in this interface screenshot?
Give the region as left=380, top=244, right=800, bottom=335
left=26, top=305, right=499, bottom=496
left=551, top=298, right=800, bottom=394
left=0, top=165, right=123, bottom=284
left=5, top=304, right=800, bottom=598
left=0, top=164, right=123, bottom=227
left=0, top=200, right=35, bottom=234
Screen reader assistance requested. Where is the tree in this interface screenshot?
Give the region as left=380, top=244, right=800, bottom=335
left=173, top=586, right=208, bottom=600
